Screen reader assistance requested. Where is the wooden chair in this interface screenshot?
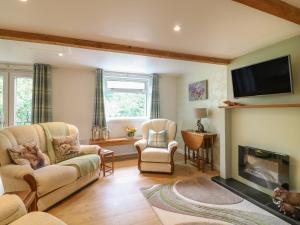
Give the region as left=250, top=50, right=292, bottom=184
left=181, top=130, right=205, bottom=172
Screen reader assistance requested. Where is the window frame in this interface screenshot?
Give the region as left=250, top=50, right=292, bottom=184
left=103, top=71, right=152, bottom=119
left=9, top=71, right=33, bottom=126
left=0, top=65, right=33, bottom=127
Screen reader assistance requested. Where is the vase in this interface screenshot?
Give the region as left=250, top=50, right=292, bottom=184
left=127, top=132, right=135, bottom=139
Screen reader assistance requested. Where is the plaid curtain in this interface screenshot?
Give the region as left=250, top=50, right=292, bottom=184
left=31, top=64, right=53, bottom=124
left=150, top=74, right=160, bottom=119
left=93, top=68, right=107, bottom=128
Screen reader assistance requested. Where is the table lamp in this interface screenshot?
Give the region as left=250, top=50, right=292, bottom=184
left=194, top=108, right=208, bottom=133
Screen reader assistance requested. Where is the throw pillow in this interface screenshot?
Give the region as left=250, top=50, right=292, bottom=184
left=147, top=129, right=168, bottom=148
left=8, top=142, right=47, bottom=170
left=52, top=135, right=80, bottom=163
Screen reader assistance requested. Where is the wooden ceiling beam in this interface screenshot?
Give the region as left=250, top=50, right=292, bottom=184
left=232, top=0, right=300, bottom=25
left=0, top=28, right=230, bottom=65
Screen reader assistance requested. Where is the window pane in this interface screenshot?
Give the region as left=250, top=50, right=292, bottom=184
left=107, top=80, right=145, bottom=90
left=105, top=90, right=146, bottom=117
left=0, top=76, right=4, bottom=128
left=15, top=77, right=32, bottom=125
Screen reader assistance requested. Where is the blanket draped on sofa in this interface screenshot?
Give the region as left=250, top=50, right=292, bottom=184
left=40, top=122, right=69, bottom=163
left=58, top=154, right=99, bottom=177
left=40, top=122, right=99, bottom=177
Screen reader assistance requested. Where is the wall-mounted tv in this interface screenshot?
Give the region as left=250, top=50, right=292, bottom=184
left=231, top=56, right=292, bottom=98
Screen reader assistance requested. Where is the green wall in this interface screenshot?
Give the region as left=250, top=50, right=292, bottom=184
left=228, top=35, right=300, bottom=193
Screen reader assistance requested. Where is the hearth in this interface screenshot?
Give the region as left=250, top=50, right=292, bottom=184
left=238, top=145, right=289, bottom=190
left=212, top=177, right=300, bottom=225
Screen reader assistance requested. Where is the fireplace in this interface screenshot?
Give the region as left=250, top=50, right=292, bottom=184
left=238, top=146, right=289, bottom=190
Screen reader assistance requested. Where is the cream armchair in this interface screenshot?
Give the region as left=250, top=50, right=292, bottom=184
left=0, top=194, right=67, bottom=225
left=134, top=119, right=178, bottom=174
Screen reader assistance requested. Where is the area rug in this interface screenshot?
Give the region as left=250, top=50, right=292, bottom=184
left=141, top=177, right=289, bottom=225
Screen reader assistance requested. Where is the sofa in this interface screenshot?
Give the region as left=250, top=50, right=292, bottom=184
left=0, top=194, right=67, bottom=225
left=0, top=123, right=101, bottom=211
left=134, top=119, right=178, bottom=174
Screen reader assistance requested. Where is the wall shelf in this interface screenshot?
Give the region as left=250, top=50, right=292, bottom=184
left=219, top=103, right=300, bottom=109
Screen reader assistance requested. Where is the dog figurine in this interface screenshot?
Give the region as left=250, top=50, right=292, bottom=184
left=272, top=187, right=300, bottom=218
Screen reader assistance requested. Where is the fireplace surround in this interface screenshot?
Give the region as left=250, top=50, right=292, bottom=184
left=238, top=145, right=289, bottom=190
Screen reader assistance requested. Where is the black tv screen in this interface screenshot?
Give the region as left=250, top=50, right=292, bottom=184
left=231, top=56, right=292, bottom=98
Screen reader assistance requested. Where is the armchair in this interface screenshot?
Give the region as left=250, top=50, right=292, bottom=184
left=0, top=194, right=67, bottom=225
left=134, top=119, right=178, bottom=174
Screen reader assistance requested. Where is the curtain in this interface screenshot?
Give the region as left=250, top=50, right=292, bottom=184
left=32, top=64, right=53, bottom=124
left=150, top=73, right=160, bottom=119
left=93, top=68, right=107, bottom=128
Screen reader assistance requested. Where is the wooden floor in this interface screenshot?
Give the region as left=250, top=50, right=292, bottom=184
left=48, top=153, right=219, bottom=225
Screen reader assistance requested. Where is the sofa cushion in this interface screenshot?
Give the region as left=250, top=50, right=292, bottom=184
left=33, top=165, right=78, bottom=197
left=8, top=142, right=49, bottom=170
left=10, top=212, right=67, bottom=225
left=141, top=147, right=170, bottom=163
left=147, top=129, right=168, bottom=148
left=52, top=135, right=80, bottom=163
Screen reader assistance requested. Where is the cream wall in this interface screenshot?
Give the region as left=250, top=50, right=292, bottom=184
left=52, top=67, right=95, bottom=143
left=52, top=67, right=177, bottom=153
left=176, top=63, right=227, bottom=169
left=228, top=35, right=300, bottom=193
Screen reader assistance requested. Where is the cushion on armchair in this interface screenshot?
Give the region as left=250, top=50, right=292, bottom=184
left=147, top=129, right=168, bottom=148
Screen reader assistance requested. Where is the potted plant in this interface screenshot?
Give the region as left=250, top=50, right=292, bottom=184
left=126, top=127, right=137, bottom=139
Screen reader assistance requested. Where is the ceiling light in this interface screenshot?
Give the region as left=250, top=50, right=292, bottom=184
left=19, top=0, right=28, bottom=2
left=58, top=53, right=64, bottom=57
left=173, top=25, right=181, bottom=32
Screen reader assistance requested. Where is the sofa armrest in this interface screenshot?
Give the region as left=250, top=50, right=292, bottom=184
left=134, top=139, right=148, bottom=152
left=168, top=140, right=178, bottom=151
left=79, top=145, right=101, bottom=155
left=0, top=164, right=34, bottom=179
left=0, top=194, right=27, bottom=224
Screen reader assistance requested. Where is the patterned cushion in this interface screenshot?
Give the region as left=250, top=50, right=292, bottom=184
left=147, top=129, right=168, bottom=148
left=52, top=135, right=80, bottom=163
left=8, top=142, right=48, bottom=170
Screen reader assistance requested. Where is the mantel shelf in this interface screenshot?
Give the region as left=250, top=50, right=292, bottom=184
left=218, top=103, right=300, bottom=109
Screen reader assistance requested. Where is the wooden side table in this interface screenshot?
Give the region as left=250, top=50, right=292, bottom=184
left=100, top=149, right=114, bottom=176
left=181, top=130, right=217, bottom=171
left=6, top=190, right=37, bottom=212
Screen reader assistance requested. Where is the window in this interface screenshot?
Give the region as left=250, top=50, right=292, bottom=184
left=104, top=72, right=152, bottom=118
left=0, top=66, right=33, bottom=127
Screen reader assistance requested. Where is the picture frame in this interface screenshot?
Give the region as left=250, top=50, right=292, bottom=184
left=188, top=80, right=208, bottom=101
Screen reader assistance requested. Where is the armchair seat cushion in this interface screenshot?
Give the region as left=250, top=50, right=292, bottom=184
left=34, top=165, right=78, bottom=197
left=10, top=212, right=67, bottom=225
left=141, top=147, right=170, bottom=163
left=0, top=194, right=26, bottom=225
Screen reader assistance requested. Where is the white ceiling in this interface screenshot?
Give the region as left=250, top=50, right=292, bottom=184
left=0, top=0, right=300, bottom=58
left=0, top=0, right=299, bottom=72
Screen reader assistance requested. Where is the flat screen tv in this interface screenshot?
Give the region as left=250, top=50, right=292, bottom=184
left=231, top=56, right=292, bottom=98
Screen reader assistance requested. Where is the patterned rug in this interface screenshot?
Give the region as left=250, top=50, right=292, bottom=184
left=141, top=177, right=288, bottom=225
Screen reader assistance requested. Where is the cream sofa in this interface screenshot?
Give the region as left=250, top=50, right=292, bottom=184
left=0, top=123, right=101, bottom=211
left=134, top=119, right=178, bottom=174
left=0, top=194, right=67, bottom=225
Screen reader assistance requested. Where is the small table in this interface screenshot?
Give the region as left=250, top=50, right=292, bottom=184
left=6, top=190, right=37, bottom=212
left=182, top=130, right=217, bottom=170
left=100, top=149, right=114, bottom=176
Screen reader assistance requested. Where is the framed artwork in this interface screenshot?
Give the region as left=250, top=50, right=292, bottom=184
left=189, top=80, right=208, bottom=101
